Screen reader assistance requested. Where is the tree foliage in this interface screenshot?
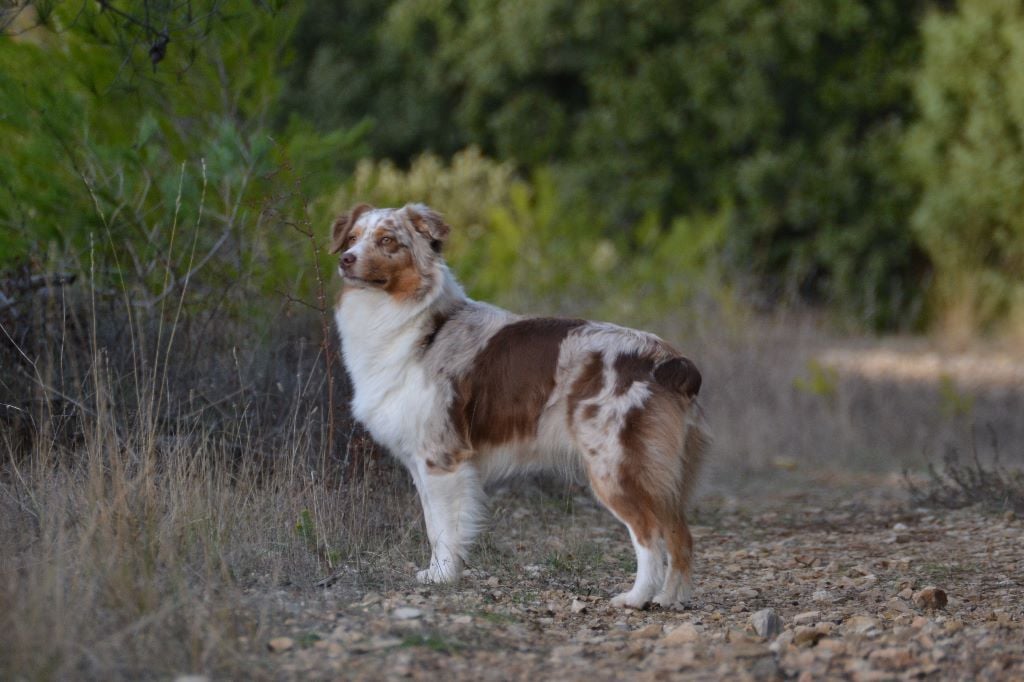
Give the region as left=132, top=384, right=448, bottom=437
left=5, top=0, right=1024, bottom=334
left=0, top=0, right=364, bottom=304
left=289, top=0, right=932, bottom=328
left=906, top=0, right=1024, bottom=333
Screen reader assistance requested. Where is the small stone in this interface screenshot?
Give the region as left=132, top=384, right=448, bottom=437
left=174, top=677, right=209, bottom=682
left=898, top=587, right=914, bottom=600
left=793, top=610, right=820, bottom=625
left=737, top=587, right=760, bottom=599
left=571, top=598, right=588, bottom=614
left=452, top=614, right=473, bottom=625
left=892, top=522, right=909, bottom=531
left=844, top=615, right=880, bottom=634
left=869, top=646, right=917, bottom=670
left=812, top=589, right=831, bottom=603
left=1004, top=510, right=1016, bottom=523
left=769, top=630, right=794, bottom=654
left=793, top=626, right=823, bottom=647
left=267, top=637, right=294, bottom=653
left=485, top=576, right=500, bottom=587
left=912, top=587, right=948, bottom=610
left=749, top=608, right=783, bottom=639
left=630, top=622, right=663, bottom=640
left=392, top=606, right=424, bottom=620
left=663, top=622, right=701, bottom=644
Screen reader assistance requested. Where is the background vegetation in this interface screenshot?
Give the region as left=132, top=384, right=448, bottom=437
left=2, top=1, right=1024, bottom=678
left=2, top=0, right=1023, bottom=333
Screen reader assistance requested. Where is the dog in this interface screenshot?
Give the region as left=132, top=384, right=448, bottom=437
left=331, top=203, right=709, bottom=608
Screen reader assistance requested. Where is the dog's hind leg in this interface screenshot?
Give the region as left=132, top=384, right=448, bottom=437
left=587, top=471, right=665, bottom=608
left=411, top=459, right=485, bottom=584
left=653, top=513, right=693, bottom=607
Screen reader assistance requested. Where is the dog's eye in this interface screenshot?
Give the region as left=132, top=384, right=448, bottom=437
left=345, top=235, right=356, bottom=245
left=379, top=236, right=393, bottom=246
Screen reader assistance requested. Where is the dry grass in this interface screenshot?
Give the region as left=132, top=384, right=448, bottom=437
left=0, top=282, right=427, bottom=679
left=2, top=266, right=1023, bottom=678
left=905, top=442, right=1024, bottom=515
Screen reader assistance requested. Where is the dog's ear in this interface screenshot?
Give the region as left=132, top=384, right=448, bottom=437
left=405, top=203, right=450, bottom=253
left=329, top=203, right=374, bottom=254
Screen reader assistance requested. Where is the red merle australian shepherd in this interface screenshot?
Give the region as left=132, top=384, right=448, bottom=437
left=331, top=203, right=709, bottom=608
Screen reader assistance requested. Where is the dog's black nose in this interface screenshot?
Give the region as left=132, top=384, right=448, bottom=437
left=341, top=253, right=356, bottom=268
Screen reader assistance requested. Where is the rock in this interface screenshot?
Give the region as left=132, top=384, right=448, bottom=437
left=392, top=606, right=424, bottom=620
left=793, top=626, right=823, bottom=647
left=843, top=615, right=880, bottom=634
left=749, top=608, right=783, bottom=639
left=485, top=576, right=500, bottom=587
left=869, top=646, right=917, bottom=670
left=571, top=598, right=588, bottom=614
left=173, top=677, right=209, bottom=682
left=769, top=630, right=794, bottom=654
left=793, top=623, right=832, bottom=647
left=912, top=587, right=948, bottom=610
left=793, top=610, right=820, bottom=625
left=267, top=637, right=295, bottom=653
left=812, top=589, right=831, bottom=603
left=737, top=587, right=760, bottom=600
left=663, top=622, right=701, bottom=644
left=452, top=614, right=473, bottom=625
left=898, top=587, right=914, bottom=600
left=630, top=622, right=663, bottom=640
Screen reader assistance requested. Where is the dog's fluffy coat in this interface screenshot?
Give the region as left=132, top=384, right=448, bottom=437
left=331, top=203, right=709, bottom=608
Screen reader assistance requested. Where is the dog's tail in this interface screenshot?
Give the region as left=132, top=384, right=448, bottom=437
left=653, top=356, right=702, bottom=399
left=648, top=355, right=709, bottom=512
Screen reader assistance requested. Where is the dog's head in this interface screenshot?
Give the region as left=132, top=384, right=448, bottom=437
left=329, top=203, right=451, bottom=302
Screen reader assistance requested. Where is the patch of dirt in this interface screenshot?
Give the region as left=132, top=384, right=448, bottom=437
left=241, top=482, right=1024, bottom=680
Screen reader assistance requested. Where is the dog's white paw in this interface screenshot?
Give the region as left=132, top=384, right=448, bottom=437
left=652, top=591, right=688, bottom=610
left=610, top=591, right=650, bottom=609
left=416, top=567, right=459, bottom=585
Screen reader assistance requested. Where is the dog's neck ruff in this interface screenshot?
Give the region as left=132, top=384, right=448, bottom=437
left=335, top=265, right=465, bottom=390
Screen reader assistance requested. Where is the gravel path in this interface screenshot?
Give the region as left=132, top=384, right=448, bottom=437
left=245, top=481, right=1024, bottom=680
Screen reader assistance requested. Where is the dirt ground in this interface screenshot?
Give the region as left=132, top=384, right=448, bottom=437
left=235, top=475, right=1024, bottom=681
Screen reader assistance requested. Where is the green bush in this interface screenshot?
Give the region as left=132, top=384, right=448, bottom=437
left=905, top=0, right=1024, bottom=336
left=290, top=0, right=931, bottom=329
left=0, top=1, right=363, bottom=307
left=333, top=150, right=727, bottom=322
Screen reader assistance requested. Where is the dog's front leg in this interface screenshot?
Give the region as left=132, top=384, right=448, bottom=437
left=409, top=458, right=485, bottom=584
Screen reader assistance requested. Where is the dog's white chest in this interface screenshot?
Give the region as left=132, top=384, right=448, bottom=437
left=336, top=298, right=440, bottom=460
left=352, top=362, right=437, bottom=459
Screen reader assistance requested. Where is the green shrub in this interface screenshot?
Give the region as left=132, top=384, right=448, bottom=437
left=0, top=1, right=363, bottom=308
left=905, top=0, right=1024, bottom=336
left=291, top=0, right=932, bottom=329
left=331, top=150, right=727, bottom=322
